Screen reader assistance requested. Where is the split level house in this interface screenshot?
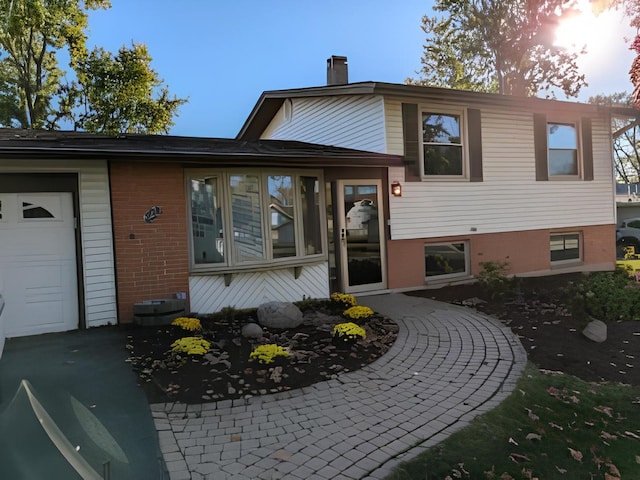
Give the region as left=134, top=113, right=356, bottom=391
left=0, top=57, right=638, bottom=353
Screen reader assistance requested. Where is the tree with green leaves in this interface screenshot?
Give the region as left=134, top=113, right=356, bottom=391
left=408, top=0, right=587, bottom=98
left=61, top=43, right=187, bottom=134
left=591, top=92, right=640, bottom=182
left=0, top=0, right=186, bottom=133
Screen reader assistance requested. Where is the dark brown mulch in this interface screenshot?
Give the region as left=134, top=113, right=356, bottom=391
left=407, top=273, right=640, bottom=386
left=126, top=274, right=640, bottom=406
left=125, top=306, right=398, bottom=405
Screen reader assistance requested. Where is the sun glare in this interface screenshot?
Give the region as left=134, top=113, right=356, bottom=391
left=554, top=0, right=618, bottom=54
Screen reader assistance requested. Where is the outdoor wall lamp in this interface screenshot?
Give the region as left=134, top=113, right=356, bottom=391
left=391, top=181, right=402, bottom=197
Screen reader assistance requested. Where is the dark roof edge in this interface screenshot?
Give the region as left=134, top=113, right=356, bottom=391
left=0, top=130, right=404, bottom=167
left=237, top=81, right=631, bottom=140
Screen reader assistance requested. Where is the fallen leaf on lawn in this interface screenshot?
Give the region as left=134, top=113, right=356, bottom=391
left=568, top=447, right=583, bottom=462
left=526, top=408, right=539, bottom=422
left=500, top=473, right=515, bottom=480
left=550, top=422, right=563, bottom=430
left=520, top=467, right=539, bottom=480
left=604, top=474, right=620, bottom=480
left=600, top=431, right=617, bottom=441
left=510, top=453, right=531, bottom=463
left=568, top=395, right=579, bottom=404
left=508, top=437, right=519, bottom=446
left=624, top=431, right=640, bottom=440
left=555, top=466, right=567, bottom=474
left=457, top=463, right=469, bottom=475
left=584, top=421, right=595, bottom=426
left=526, top=433, right=542, bottom=441
left=594, top=405, right=613, bottom=418
left=636, top=455, right=640, bottom=464
left=606, top=463, right=621, bottom=477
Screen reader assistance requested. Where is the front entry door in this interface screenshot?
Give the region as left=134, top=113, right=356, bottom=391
left=336, top=180, right=386, bottom=293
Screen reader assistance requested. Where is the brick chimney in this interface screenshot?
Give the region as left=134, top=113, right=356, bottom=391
left=327, top=56, right=348, bottom=85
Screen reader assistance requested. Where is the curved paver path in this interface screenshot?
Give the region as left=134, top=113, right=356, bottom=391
left=152, top=294, right=527, bottom=480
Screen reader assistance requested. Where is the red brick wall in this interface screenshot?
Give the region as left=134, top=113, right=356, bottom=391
left=387, top=224, right=615, bottom=289
left=110, top=163, right=190, bottom=322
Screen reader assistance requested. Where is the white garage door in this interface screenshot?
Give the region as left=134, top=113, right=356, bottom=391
left=0, top=193, right=78, bottom=337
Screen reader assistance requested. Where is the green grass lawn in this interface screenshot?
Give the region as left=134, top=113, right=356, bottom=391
left=386, top=363, right=640, bottom=480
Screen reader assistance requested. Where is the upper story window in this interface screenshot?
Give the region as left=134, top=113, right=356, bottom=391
left=188, top=169, right=324, bottom=272
left=548, top=123, right=578, bottom=176
left=534, top=113, right=593, bottom=181
left=421, top=111, right=465, bottom=177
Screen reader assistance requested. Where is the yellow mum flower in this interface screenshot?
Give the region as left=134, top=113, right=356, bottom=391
left=333, top=322, right=366, bottom=340
left=330, top=292, right=358, bottom=308
left=249, top=344, right=289, bottom=364
left=171, top=317, right=202, bottom=332
left=171, top=336, right=210, bottom=355
left=343, top=305, right=374, bottom=320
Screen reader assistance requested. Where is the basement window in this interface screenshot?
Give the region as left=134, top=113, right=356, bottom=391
left=425, top=242, right=469, bottom=280
left=550, top=233, right=581, bottom=264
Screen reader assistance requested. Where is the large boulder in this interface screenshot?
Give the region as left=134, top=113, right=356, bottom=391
left=582, top=319, right=607, bottom=343
left=257, top=302, right=303, bottom=329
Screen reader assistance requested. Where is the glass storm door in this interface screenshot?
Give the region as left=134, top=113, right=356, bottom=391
left=336, top=180, right=386, bottom=293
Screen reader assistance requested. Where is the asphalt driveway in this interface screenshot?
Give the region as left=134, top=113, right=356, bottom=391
left=0, top=326, right=166, bottom=479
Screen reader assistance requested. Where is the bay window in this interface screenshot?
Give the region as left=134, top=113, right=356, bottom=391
left=188, top=169, right=324, bottom=271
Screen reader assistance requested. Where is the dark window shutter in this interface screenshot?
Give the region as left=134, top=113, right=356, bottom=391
left=534, top=113, right=548, bottom=181
left=467, top=108, right=483, bottom=182
left=581, top=117, right=594, bottom=181
left=402, top=103, right=421, bottom=181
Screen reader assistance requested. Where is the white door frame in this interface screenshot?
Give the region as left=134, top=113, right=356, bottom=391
left=335, top=179, right=387, bottom=294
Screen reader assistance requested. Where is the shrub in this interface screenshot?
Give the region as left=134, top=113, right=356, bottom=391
left=170, top=337, right=211, bottom=355
left=333, top=322, right=366, bottom=342
left=477, top=260, right=518, bottom=299
left=343, top=305, right=374, bottom=320
left=171, top=317, right=202, bottom=331
left=249, top=344, right=289, bottom=364
left=569, top=270, right=640, bottom=323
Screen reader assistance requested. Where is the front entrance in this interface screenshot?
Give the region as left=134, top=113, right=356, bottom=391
left=0, top=193, right=78, bottom=337
left=333, top=180, right=386, bottom=293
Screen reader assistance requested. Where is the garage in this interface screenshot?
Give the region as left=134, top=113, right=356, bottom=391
left=0, top=192, right=78, bottom=337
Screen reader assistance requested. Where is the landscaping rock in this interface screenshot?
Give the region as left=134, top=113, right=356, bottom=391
left=241, top=322, right=264, bottom=339
left=257, top=302, right=303, bottom=329
left=582, top=319, right=607, bottom=343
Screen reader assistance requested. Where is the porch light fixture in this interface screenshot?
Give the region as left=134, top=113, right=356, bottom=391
left=391, top=181, right=402, bottom=197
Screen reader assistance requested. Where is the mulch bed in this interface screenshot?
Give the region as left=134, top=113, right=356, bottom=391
left=125, top=306, right=398, bottom=404
left=407, top=273, right=640, bottom=386
left=126, top=273, right=640, bottom=405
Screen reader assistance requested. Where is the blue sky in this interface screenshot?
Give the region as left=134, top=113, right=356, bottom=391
left=84, top=1, right=636, bottom=138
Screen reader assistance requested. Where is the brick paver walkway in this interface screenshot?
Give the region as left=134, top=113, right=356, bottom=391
left=152, top=294, right=527, bottom=480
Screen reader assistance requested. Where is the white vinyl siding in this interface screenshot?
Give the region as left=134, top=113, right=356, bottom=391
left=387, top=107, right=615, bottom=239
left=0, top=160, right=117, bottom=328
left=261, top=95, right=387, bottom=153
left=189, top=262, right=329, bottom=313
